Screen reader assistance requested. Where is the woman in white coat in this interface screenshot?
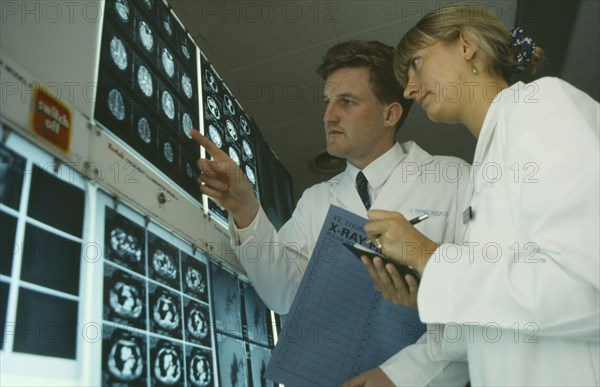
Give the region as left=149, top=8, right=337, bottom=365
left=357, top=3, right=599, bottom=386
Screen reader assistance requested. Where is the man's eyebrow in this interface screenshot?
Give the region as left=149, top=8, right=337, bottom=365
left=323, top=92, right=360, bottom=100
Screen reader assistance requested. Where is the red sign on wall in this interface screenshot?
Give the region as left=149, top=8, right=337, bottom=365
left=30, top=86, right=72, bottom=152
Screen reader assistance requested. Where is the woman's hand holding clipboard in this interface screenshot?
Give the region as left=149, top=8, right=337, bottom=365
left=344, top=242, right=422, bottom=284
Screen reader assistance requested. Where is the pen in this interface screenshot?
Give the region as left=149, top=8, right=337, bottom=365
left=409, top=214, right=429, bottom=225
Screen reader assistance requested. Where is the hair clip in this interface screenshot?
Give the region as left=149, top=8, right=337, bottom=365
left=510, top=27, right=536, bottom=72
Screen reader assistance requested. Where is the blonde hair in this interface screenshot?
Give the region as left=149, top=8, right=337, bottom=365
left=394, top=3, right=544, bottom=86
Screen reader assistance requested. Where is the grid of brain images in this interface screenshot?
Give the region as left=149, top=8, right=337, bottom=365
left=94, top=0, right=201, bottom=200
left=201, top=54, right=258, bottom=224
left=102, top=204, right=277, bottom=386
left=102, top=206, right=212, bottom=386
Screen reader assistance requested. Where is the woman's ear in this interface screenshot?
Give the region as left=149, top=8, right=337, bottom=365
left=460, top=31, right=478, bottom=61
left=384, top=102, right=403, bottom=128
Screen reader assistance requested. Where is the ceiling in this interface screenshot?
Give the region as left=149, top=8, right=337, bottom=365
left=170, top=0, right=600, bottom=202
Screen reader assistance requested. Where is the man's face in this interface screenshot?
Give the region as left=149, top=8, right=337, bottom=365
left=323, top=67, right=394, bottom=169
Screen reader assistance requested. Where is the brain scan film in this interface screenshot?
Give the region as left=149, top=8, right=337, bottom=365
left=189, top=350, right=212, bottom=387
left=137, top=65, right=153, bottom=97
left=137, top=117, right=152, bottom=144
left=152, top=291, right=180, bottom=331
left=110, top=37, right=128, bottom=70
left=153, top=344, right=182, bottom=385
left=107, top=334, right=144, bottom=382
left=109, top=227, right=142, bottom=263
left=115, top=0, right=130, bottom=23
left=161, top=90, right=175, bottom=120
left=109, top=280, right=143, bottom=320
left=108, top=89, right=126, bottom=121
left=161, top=48, right=175, bottom=78
left=139, top=21, right=154, bottom=52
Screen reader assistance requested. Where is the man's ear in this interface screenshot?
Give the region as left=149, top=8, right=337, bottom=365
left=384, top=102, right=403, bottom=128
left=460, top=31, right=478, bottom=61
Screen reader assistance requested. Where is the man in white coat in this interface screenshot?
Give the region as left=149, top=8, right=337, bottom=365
left=191, top=40, right=471, bottom=385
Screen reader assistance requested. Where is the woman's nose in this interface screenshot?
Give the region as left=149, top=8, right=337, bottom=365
left=403, top=81, right=419, bottom=99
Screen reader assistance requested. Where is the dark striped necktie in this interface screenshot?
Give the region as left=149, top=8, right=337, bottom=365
left=356, top=171, right=371, bottom=210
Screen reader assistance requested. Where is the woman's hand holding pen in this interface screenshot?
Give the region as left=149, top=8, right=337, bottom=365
left=364, top=210, right=439, bottom=274
left=360, top=210, right=434, bottom=307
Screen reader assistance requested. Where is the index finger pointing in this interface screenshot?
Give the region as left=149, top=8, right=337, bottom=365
left=189, top=129, right=227, bottom=158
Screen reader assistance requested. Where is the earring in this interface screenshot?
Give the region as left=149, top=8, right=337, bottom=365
left=471, top=62, right=478, bottom=74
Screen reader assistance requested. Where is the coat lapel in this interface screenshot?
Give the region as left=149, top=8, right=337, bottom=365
left=373, top=142, right=433, bottom=209
left=329, top=172, right=369, bottom=216
left=464, top=122, right=498, bottom=209
left=460, top=122, right=498, bottom=242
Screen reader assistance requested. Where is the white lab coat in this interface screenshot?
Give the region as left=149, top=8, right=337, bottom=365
left=231, top=141, right=472, bottom=385
left=419, top=77, right=600, bottom=386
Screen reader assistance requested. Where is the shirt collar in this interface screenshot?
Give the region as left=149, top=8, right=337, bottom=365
left=346, top=142, right=406, bottom=191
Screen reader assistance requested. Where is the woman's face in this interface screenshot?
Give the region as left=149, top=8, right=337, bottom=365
left=403, top=40, right=471, bottom=124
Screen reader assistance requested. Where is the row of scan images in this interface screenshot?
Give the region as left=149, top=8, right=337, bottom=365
left=109, top=0, right=197, bottom=79
left=103, top=324, right=275, bottom=387
left=96, top=0, right=201, bottom=202
left=95, top=0, right=260, bottom=226
left=201, top=54, right=259, bottom=224
left=101, top=201, right=278, bottom=386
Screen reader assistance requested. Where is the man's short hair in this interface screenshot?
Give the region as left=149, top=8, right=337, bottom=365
left=317, top=40, right=413, bottom=129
